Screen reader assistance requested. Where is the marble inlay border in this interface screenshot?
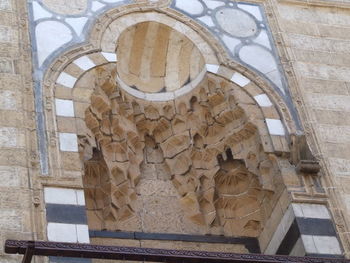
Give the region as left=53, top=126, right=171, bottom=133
left=27, top=0, right=132, bottom=174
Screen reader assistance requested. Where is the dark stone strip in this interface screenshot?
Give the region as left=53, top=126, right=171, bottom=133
left=46, top=204, right=87, bottom=224
left=89, top=230, right=260, bottom=253
left=50, top=256, right=91, bottom=263
left=276, top=219, right=301, bottom=255
left=296, top=218, right=337, bottom=236
left=306, top=254, right=344, bottom=258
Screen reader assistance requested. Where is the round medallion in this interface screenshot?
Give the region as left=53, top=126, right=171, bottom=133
left=215, top=8, right=258, bottom=38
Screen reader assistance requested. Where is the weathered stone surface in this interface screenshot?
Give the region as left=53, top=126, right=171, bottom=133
left=42, top=0, right=87, bottom=15
left=0, top=0, right=11, bottom=10
left=0, top=58, right=13, bottom=73
left=81, top=68, right=283, bottom=237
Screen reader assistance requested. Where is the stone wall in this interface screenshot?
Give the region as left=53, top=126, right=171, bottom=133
left=2, top=0, right=350, bottom=262
left=0, top=0, right=37, bottom=262
left=273, top=1, right=350, bottom=256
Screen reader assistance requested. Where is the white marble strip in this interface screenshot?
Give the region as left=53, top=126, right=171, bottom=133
left=266, top=118, right=285, bottom=136
left=101, top=52, right=117, bottom=62
left=206, top=64, right=220, bottom=74
left=47, top=223, right=89, bottom=243
left=292, top=203, right=331, bottom=219
left=265, top=205, right=295, bottom=255
left=116, top=66, right=207, bottom=101
left=254, top=94, right=273, bottom=107
left=56, top=72, right=77, bottom=89
left=44, top=187, right=85, bottom=205
left=59, top=132, right=78, bottom=152
left=301, top=235, right=341, bottom=255
left=231, top=72, right=250, bottom=87
left=73, top=55, right=96, bottom=71
left=55, top=99, right=74, bottom=117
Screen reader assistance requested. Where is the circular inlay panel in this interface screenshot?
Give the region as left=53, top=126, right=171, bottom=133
left=215, top=8, right=257, bottom=38
left=42, top=0, right=87, bottom=15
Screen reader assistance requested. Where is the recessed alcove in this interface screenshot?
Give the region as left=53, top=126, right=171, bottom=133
left=116, top=21, right=206, bottom=98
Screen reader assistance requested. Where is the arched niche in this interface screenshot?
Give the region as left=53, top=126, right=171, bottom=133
left=42, top=7, right=306, bottom=244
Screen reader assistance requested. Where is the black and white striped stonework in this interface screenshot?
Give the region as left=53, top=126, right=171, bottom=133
left=265, top=203, right=343, bottom=257
left=44, top=187, right=90, bottom=263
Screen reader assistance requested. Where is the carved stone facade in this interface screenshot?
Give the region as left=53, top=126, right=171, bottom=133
left=82, top=65, right=285, bottom=237
left=2, top=0, right=350, bottom=262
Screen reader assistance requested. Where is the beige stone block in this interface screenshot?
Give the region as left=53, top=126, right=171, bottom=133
left=295, top=50, right=350, bottom=68
left=41, top=0, right=87, bottom=15
left=306, top=93, right=350, bottom=112
left=314, top=110, right=350, bottom=126
left=0, top=209, right=22, bottom=231
left=336, top=177, right=350, bottom=194
left=318, top=24, right=350, bottom=40
left=286, top=34, right=318, bottom=51
left=0, top=166, right=27, bottom=187
left=61, top=170, right=82, bottom=179
left=0, top=58, right=13, bottom=73
left=0, top=74, right=20, bottom=90
left=0, top=0, right=11, bottom=11
left=136, top=179, right=178, bottom=197
left=64, top=63, right=84, bottom=78
left=57, top=116, right=77, bottom=133
left=74, top=102, right=90, bottom=118
left=0, top=25, right=13, bottom=43
left=0, top=190, right=31, bottom=211
left=262, top=107, right=280, bottom=119
left=297, top=62, right=350, bottom=82
left=0, top=110, right=24, bottom=127
left=140, top=162, right=156, bottom=180
left=320, top=142, right=350, bottom=159
left=141, top=195, right=190, bottom=234
left=317, top=124, right=350, bottom=143
left=73, top=88, right=93, bottom=102
left=55, top=85, right=73, bottom=99
left=61, top=152, right=82, bottom=171
left=75, top=118, right=88, bottom=136
left=0, top=90, right=16, bottom=110
left=280, top=19, right=319, bottom=36
left=328, top=157, right=350, bottom=177
left=0, top=11, right=16, bottom=26
left=0, top=148, right=27, bottom=166
left=89, top=52, right=109, bottom=66
left=0, top=127, right=23, bottom=148
left=217, top=66, right=234, bottom=80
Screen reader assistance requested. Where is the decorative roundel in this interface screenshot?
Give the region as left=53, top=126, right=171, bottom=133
left=215, top=8, right=258, bottom=38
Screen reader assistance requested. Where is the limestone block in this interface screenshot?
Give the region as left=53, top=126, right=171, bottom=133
left=0, top=166, right=27, bottom=187
left=0, top=0, right=11, bottom=10
left=61, top=152, right=82, bottom=171
left=328, top=157, right=350, bottom=177
left=141, top=196, right=187, bottom=233
left=136, top=179, right=178, bottom=197
left=0, top=127, right=18, bottom=147
left=0, top=90, right=16, bottom=110
left=42, top=0, right=87, bottom=15
left=0, top=209, right=22, bottom=231
left=57, top=117, right=77, bottom=133
left=0, top=58, right=13, bottom=73
left=318, top=124, right=350, bottom=143
left=0, top=26, right=12, bottom=42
